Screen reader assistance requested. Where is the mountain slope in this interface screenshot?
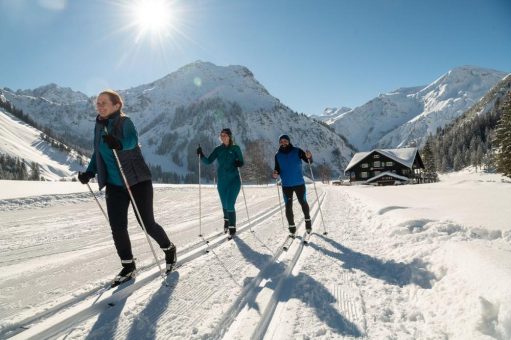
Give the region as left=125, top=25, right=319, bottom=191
left=330, top=66, right=507, bottom=151
left=427, top=74, right=511, bottom=171
left=1, top=62, right=354, bottom=180
left=0, top=95, right=84, bottom=180
left=310, top=106, right=352, bottom=124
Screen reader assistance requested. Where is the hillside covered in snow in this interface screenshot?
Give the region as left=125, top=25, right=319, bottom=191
left=326, top=66, right=508, bottom=151
left=1, top=62, right=354, bottom=181
left=0, top=96, right=84, bottom=180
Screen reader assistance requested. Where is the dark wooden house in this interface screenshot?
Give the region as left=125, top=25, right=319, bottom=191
left=344, top=148, right=425, bottom=185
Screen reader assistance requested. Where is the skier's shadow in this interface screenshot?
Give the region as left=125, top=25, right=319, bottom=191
left=84, top=272, right=179, bottom=340
left=313, top=234, right=435, bottom=288
left=126, top=272, right=180, bottom=340
left=234, top=237, right=362, bottom=337
left=84, top=280, right=136, bottom=340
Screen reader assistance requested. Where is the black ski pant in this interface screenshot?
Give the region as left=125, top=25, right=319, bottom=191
left=282, top=184, right=310, bottom=226
left=106, top=181, right=171, bottom=261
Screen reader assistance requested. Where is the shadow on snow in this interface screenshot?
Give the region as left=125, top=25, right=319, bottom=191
left=234, top=237, right=363, bottom=337
left=314, top=234, right=435, bottom=289
left=83, top=271, right=179, bottom=340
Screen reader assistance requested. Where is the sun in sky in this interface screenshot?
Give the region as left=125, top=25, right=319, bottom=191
left=129, top=0, right=175, bottom=42
left=108, top=0, right=192, bottom=71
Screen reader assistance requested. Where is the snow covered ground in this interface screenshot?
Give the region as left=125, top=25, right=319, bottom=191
left=1, top=169, right=510, bottom=339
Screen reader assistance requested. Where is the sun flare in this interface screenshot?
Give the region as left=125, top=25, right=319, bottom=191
left=130, top=0, right=173, bottom=39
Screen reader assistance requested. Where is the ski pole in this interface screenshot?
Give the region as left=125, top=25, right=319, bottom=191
left=197, top=146, right=210, bottom=252
left=86, top=182, right=109, bottom=224
left=198, top=146, right=203, bottom=238
left=307, top=158, right=328, bottom=235
left=105, top=127, right=167, bottom=284
left=275, top=178, right=285, bottom=231
left=237, top=168, right=253, bottom=232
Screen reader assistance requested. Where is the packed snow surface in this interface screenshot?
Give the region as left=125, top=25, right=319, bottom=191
left=1, top=169, right=510, bottom=339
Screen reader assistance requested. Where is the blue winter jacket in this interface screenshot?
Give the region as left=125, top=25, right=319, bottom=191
left=274, top=144, right=312, bottom=187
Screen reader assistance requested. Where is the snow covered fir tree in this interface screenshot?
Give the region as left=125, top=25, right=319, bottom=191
left=494, top=93, right=511, bottom=177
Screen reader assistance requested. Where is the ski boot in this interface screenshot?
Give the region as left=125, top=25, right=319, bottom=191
left=227, top=226, right=236, bottom=240
left=223, top=218, right=229, bottom=234
left=288, top=225, right=296, bottom=238
left=305, top=219, right=312, bottom=234
left=163, top=243, right=177, bottom=274
left=111, top=259, right=136, bottom=288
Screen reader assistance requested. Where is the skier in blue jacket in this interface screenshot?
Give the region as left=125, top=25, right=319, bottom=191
left=197, top=128, right=244, bottom=238
left=272, top=134, right=313, bottom=235
left=77, top=90, right=176, bottom=287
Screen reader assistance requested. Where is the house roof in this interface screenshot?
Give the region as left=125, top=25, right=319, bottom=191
left=345, top=147, right=419, bottom=172
left=365, top=171, right=410, bottom=183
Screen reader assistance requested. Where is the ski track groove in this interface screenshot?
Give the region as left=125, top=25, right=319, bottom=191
left=249, top=192, right=326, bottom=340
left=3, top=191, right=298, bottom=339
left=204, top=192, right=324, bottom=340
left=316, top=192, right=368, bottom=338
left=262, top=188, right=368, bottom=339
left=84, top=190, right=323, bottom=340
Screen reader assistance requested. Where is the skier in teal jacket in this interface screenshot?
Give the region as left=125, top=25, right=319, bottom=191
left=77, top=89, right=176, bottom=287
left=197, top=128, right=244, bottom=237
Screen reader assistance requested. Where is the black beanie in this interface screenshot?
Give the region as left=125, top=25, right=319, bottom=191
left=221, top=128, right=232, bottom=137
left=279, top=134, right=290, bottom=143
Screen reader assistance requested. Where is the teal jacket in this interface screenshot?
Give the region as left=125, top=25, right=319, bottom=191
left=86, top=112, right=151, bottom=189
left=201, top=144, right=244, bottom=210
left=201, top=144, right=244, bottom=184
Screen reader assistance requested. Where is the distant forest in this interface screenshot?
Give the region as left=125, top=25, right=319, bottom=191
left=424, top=76, right=511, bottom=178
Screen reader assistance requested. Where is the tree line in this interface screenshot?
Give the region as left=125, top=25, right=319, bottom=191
left=0, top=153, right=42, bottom=181
left=424, top=85, right=511, bottom=178
left=0, top=93, right=90, bottom=158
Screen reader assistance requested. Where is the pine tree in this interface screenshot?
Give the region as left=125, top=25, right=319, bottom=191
left=29, top=162, right=41, bottom=181
left=421, top=138, right=438, bottom=182
left=494, top=94, right=511, bottom=177
left=243, top=140, right=271, bottom=184
left=317, top=162, right=332, bottom=183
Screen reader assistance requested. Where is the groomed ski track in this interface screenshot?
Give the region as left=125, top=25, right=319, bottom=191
left=6, top=186, right=337, bottom=339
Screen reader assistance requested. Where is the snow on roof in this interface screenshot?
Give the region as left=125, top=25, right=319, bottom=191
left=345, top=147, right=418, bottom=172
left=344, top=151, right=371, bottom=172
left=365, top=171, right=410, bottom=183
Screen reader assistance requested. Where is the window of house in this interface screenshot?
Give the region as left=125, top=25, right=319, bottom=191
left=361, top=163, right=368, bottom=168
left=361, top=172, right=368, bottom=178
left=374, top=161, right=381, bottom=168
left=374, top=154, right=380, bottom=159
left=386, top=161, right=393, bottom=166
left=402, top=169, right=410, bottom=175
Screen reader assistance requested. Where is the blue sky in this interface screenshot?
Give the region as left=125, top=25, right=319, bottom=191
left=1, top=0, right=510, bottom=115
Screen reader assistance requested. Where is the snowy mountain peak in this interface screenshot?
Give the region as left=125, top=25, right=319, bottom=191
left=310, top=106, right=352, bottom=124
left=330, top=66, right=508, bottom=151
left=1, top=61, right=354, bottom=181
left=420, top=65, right=506, bottom=100
left=124, top=61, right=275, bottom=117
left=14, top=83, right=89, bottom=105
left=324, top=107, right=351, bottom=116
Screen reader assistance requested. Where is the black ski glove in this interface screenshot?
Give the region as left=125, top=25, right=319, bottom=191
left=102, top=134, right=123, bottom=150
left=77, top=171, right=95, bottom=184
left=234, top=159, right=243, bottom=167
left=196, top=146, right=204, bottom=158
